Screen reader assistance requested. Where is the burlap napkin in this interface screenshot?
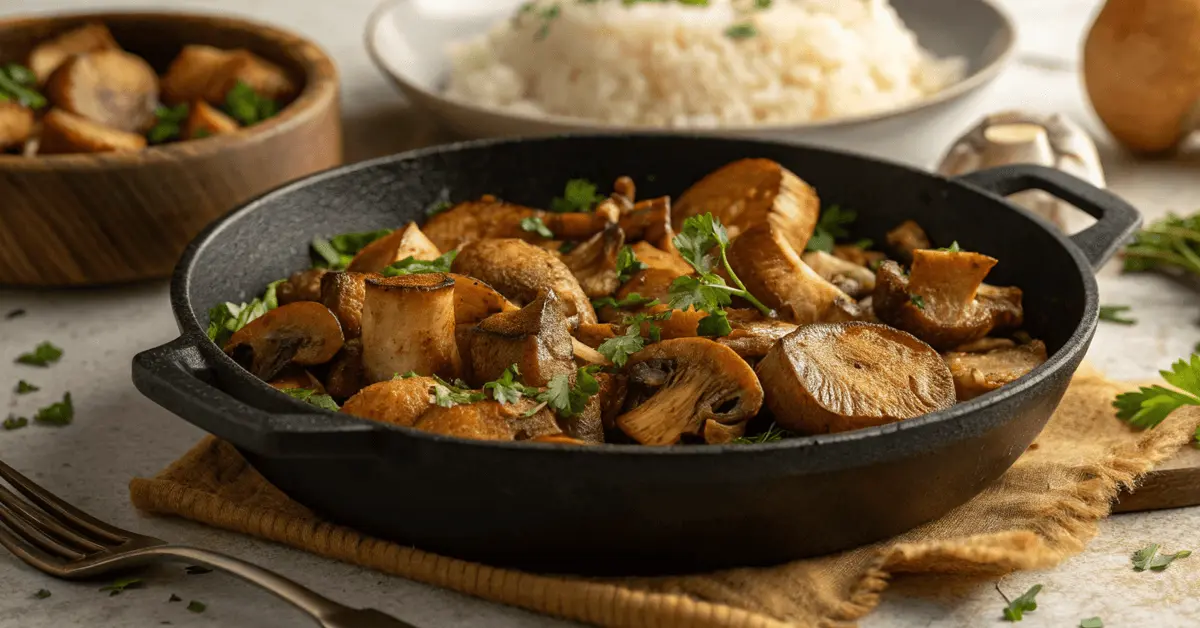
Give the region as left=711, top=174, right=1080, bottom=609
left=129, top=364, right=1200, bottom=628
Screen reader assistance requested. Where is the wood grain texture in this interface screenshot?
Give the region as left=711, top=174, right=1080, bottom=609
left=1114, top=446, right=1200, bottom=513
left=0, top=12, right=342, bottom=286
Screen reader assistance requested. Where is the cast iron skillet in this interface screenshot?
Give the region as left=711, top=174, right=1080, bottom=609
left=132, top=135, right=1139, bottom=575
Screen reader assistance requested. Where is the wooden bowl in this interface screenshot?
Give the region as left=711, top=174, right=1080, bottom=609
left=0, top=12, right=341, bottom=287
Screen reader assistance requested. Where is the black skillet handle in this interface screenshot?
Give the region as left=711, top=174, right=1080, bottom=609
left=132, top=337, right=375, bottom=457
left=954, top=164, right=1142, bottom=270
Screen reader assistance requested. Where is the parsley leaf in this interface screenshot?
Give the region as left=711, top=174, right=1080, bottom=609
left=909, top=294, right=926, bottom=310
left=1099, top=305, right=1136, bottom=325
left=16, top=341, right=62, bottom=367
left=597, top=311, right=672, bottom=367
left=1113, top=355, right=1200, bottom=430
left=1001, top=584, right=1041, bottom=621
left=223, top=81, right=278, bottom=126
left=805, top=205, right=857, bottom=253
left=382, top=250, right=458, bottom=276
left=591, top=293, right=658, bottom=310
left=0, top=63, right=46, bottom=109
left=311, top=228, right=393, bottom=270
left=731, top=423, right=791, bottom=444
left=1080, top=618, right=1103, bottom=628
left=938, top=241, right=963, bottom=253
left=550, top=179, right=606, bottom=213
left=615, top=245, right=648, bottom=282
left=3, top=415, right=27, bottom=430
left=520, top=216, right=554, bottom=239
left=430, top=375, right=485, bottom=408
left=187, top=600, right=207, bottom=613
left=483, top=365, right=540, bottom=404
left=667, top=214, right=772, bottom=333
left=34, top=392, right=73, bottom=426
left=15, top=380, right=38, bottom=394
left=33, top=589, right=50, bottom=600
left=100, top=577, right=142, bottom=596
left=537, top=366, right=601, bottom=418
left=281, top=388, right=340, bottom=411
left=1132, top=543, right=1191, bottom=571
left=206, top=279, right=285, bottom=347
left=146, top=103, right=189, bottom=144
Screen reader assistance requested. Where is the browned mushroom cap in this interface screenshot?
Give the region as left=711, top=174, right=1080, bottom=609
left=466, top=291, right=575, bottom=387
left=27, top=23, right=119, bottom=85
left=672, top=158, right=819, bottom=254
left=268, top=366, right=326, bottom=393
left=360, top=273, right=461, bottom=382
left=341, top=376, right=438, bottom=427
left=447, top=273, right=519, bottom=325
left=325, top=338, right=369, bottom=399
left=37, top=108, right=146, bottom=154
left=727, top=224, right=861, bottom=325
left=320, top=271, right=369, bottom=339
left=802, top=250, right=876, bottom=298
left=756, top=322, right=956, bottom=435
left=943, top=339, right=1047, bottom=401
left=616, top=338, right=763, bottom=445
left=277, top=268, right=328, bottom=305
left=618, top=196, right=676, bottom=251
left=885, top=220, right=931, bottom=264
left=0, top=103, right=34, bottom=150
left=872, top=249, right=1023, bottom=350
left=45, top=50, right=159, bottom=133
left=224, top=301, right=345, bottom=381
left=452, top=238, right=596, bottom=325
left=629, top=242, right=692, bottom=277
left=161, top=45, right=232, bottom=104
left=422, top=196, right=616, bottom=252
left=184, top=101, right=239, bottom=139
left=562, top=224, right=624, bottom=298
left=347, top=223, right=441, bottom=273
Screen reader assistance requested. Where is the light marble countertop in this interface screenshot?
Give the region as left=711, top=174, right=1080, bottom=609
left=3, top=0, right=1200, bottom=627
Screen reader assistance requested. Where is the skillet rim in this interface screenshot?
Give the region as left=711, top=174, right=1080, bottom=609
left=169, top=133, right=1098, bottom=457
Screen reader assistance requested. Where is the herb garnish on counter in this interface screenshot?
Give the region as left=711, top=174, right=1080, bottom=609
left=1123, top=212, right=1200, bottom=277
left=1098, top=305, right=1136, bottom=325
left=1080, top=618, right=1103, bottom=628
left=1131, top=543, right=1191, bottom=571
left=187, top=600, right=207, bottom=613
left=34, top=393, right=73, bottom=426
left=100, top=577, right=142, bottom=596
left=1113, top=355, right=1200, bottom=431
left=668, top=213, right=773, bottom=336
left=999, top=583, right=1042, bottom=621
left=33, top=589, right=51, bottom=600
left=15, top=341, right=63, bottom=367
left=3, top=415, right=28, bottom=430
left=15, top=380, right=38, bottom=394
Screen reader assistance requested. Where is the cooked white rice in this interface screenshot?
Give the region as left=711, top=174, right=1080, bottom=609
left=444, top=0, right=966, bottom=128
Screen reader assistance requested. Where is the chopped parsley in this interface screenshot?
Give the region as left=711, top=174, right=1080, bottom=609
left=999, top=583, right=1041, bottom=621
left=223, top=81, right=278, bottom=126
left=483, top=365, right=541, bottom=404
left=206, top=279, right=285, bottom=347
left=806, top=205, right=857, bottom=253
left=3, top=415, right=27, bottom=430
left=1131, top=543, right=1191, bottom=571
left=550, top=178, right=606, bottom=213
left=146, top=103, right=189, bottom=144
left=187, top=600, right=207, bottom=613
left=33, top=589, right=51, bottom=599
left=1113, top=355, right=1200, bottom=431
left=281, top=388, right=340, bottom=412
left=100, top=577, right=143, bottom=596
left=1098, top=305, right=1136, bottom=325
left=597, top=310, right=671, bottom=367
left=909, top=294, right=926, bottom=310
left=15, top=341, right=62, bottom=367
left=615, top=245, right=647, bottom=282
left=520, top=216, right=554, bottom=239
left=311, top=228, right=394, bottom=269
left=15, top=380, right=38, bottom=394
left=667, top=213, right=772, bottom=337
left=0, top=63, right=46, bottom=109
left=537, top=366, right=601, bottom=418
left=430, top=375, right=485, bottom=408
left=382, top=250, right=458, bottom=276
left=591, top=293, right=658, bottom=310
left=34, top=392, right=73, bottom=426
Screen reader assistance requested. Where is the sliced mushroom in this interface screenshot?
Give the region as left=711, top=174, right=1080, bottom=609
left=448, top=273, right=519, bottom=324
left=360, top=273, right=461, bottom=382
left=422, top=196, right=617, bottom=251
left=452, top=238, right=596, bottom=325
left=727, top=224, right=861, bottom=325
left=0, top=103, right=34, bottom=150
left=45, top=50, right=159, bottom=133
left=277, top=268, right=328, bottom=305
left=37, top=108, right=146, bottom=154
left=802, top=250, right=876, bottom=298
left=616, top=338, right=763, bottom=445
left=629, top=242, right=692, bottom=277
left=562, top=224, right=624, bottom=298
left=559, top=372, right=621, bottom=443
left=347, top=223, right=441, bottom=273
left=203, top=50, right=298, bottom=104
left=756, top=322, right=956, bottom=435
left=28, top=22, right=119, bottom=85
left=872, top=249, right=1023, bottom=350
left=325, top=338, right=369, bottom=399
left=943, top=339, right=1048, bottom=401
left=268, top=366, right=326, bottom=393
left=224, top=301, right=344, bottom=381
left=466, top=290, right=575, bottom=387
left=672, top=158, right=819, bottom=254
left=618, top=196, right=676, bottom=251
left=341, top=375, right=438, bottom=427
left=161, top=45, right=233, bottom=104
left=320, top=271, right=368, bottom=339
left=885, top=220, right=931, bottom=264
left=184, top=100, right=239, bottom=139
left=716, top=318, right=800, bottom=361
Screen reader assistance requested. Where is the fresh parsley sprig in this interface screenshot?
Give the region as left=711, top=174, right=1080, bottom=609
left=667, top=213, right=772, bottom=336
left=999, top=583, right=1042, bottom=621
left=1131, top=543, right=1191, bottom=571
left=1123, top=212, right=1200, bottom=276
left=382, top=250, right=458, bottom=276
left=520, top=216, right=554, bottom=239
left=1113, top=355, right=1200, bottom=431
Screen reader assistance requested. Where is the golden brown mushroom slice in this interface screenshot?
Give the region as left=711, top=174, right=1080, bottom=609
left=415, top=399, right=561, bottom=442
left=45, top=50, right=159, bottom=133
left=802, top=250, right=876, bottom=298
left=320, top=271, right=369, bottom=339
left=325, top=338, right=369, bottom=399
left=38, top=108, right=146, bottom=154
left=184, top=100, right=239, bottom=139
left=452, top=238, right=596, bottom=325
left=561, top=224, right=624, bottom=298
left=422, top=196, right=617, bottom=252
left=224, top=301, right=345, bottom=381
left=277, top=268, right=328, bottom=305
left=672, top=158, right=819, bottom=254
left=466, top=291, right=576, bottom=387
left=618, top=196, right=676, bottom=251
left=448, top=273, right=519, bottom=325
left=203, top=50, right=298, bottom=104
left=885, top=220, right=931, bottom=264
left=28, top=22, right=120, bottom=85
left=0, top=103, right=34, bottom=150
left=161, top=45, right=233, bottom=104
left=727, top=224, right=861, bottom=325
left=616, top=338, right=763, bottom=445
left=341, top=376, right=438, bottom=427
left=716, top=318, right=799, bottom=361
left=360, top=273, right=462, bottom=382
left=873, top=249, right=1023, bottom=350
left=756, top=322, right=956, bottom=435
left=943, top=339, right=1048, bottom=401
left=346, top=223, right=441, bottom=273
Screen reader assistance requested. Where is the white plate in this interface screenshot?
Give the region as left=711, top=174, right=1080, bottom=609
left=365, top=0, right=1017, bottom=168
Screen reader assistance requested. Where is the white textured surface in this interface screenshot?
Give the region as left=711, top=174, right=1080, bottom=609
left=2, top=0, right=1200, bottom=627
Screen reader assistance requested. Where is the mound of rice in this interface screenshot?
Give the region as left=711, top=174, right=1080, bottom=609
left=444, top=0, right=966, bottom=128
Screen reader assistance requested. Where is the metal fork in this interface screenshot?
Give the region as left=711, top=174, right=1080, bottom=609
left=0, top=459, right=415, bottom=628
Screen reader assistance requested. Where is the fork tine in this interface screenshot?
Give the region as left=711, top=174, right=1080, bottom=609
left=0, top=485, right=107, bottom=553
left=0, top=500, right=85, bottom=561
left=0, top=523, right=66, bottom=576
left=0, top=460, right=127, bottom=545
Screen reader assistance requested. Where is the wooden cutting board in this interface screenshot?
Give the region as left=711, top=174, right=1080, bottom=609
left=1114, top=446, right=1200, bottom=513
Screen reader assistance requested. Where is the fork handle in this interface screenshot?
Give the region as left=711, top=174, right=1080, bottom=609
left=143, top=545, right=417, bottom=627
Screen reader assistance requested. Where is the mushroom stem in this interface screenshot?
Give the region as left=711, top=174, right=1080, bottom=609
left=360, top=273, right=462, bottom=382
